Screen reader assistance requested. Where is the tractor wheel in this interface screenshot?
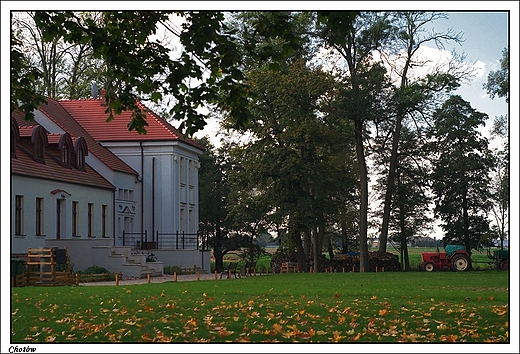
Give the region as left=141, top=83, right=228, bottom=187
left=499, top=260, right=509, bottom=271
left=423, top=262, right=435, bottom=272
left=451, top=254, right=470, bottom=271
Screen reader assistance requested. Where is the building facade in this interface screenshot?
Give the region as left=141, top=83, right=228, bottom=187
left=11, top=97, right=207, bottom=275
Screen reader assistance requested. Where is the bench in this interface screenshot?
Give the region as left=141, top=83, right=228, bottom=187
left=220, top=262, right=239, bottom=279
left=280, top=261, right=299, bottom=273
left=181, top=265, right=201, bottom=274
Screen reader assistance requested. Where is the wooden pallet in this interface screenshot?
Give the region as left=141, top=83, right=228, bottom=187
left=25, top=248, right=72, bottom=286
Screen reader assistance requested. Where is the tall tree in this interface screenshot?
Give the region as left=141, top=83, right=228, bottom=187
left=196, top=137, right=251, bottom=272
left=224, top=60, right=356, bottom=272
left=484, top=47, right=509, bottom=249
left=316, top=11, right=392, bottom=271
left=11, top=11, right=106, bottom=100
left=429, top=95, right=494, bottom=253
left=378, top=12, right=465, bottom=253
left=373, top=125, right=432, bottom=270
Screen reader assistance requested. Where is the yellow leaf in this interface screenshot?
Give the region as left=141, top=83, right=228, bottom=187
left=371, top=295, right=377, bottom=300
left=328, top=330, right=344, bottom=342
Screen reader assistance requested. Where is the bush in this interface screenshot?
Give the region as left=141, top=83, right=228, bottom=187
left=78, top=265, right=110, bottom=274
left=164, top=265, right=183, bottom=275
left=146, top=252, right=157, bottom=262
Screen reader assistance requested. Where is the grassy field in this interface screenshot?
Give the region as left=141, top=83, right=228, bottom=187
left=11, top=271, right=509, bottom=344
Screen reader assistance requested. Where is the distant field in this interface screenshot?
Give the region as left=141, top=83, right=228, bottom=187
left=212, top=247, right=504, bottom=272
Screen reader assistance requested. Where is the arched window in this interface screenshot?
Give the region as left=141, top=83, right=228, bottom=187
left=73, top=137, right=88, bottom=171
left=59, top=133, right=73, bottom=167
left=31, top=126, right=48, bottom=163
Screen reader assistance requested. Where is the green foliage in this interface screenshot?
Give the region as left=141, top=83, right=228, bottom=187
left=12, top=11, right=305, bottom=135
left=429, top=95, right=494, bottom=252
left=145, top=252, right=157, bottom=262
left=11, top=271, right=509, bottom=343
left=10, top=27, right=47, bottom=121
left=484, top=47, right=509, bottom=103
left=163, top=265, right=183, bottom=275
left=77, top=265, right=110, bottom=274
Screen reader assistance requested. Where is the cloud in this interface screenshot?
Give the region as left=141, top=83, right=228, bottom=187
left=374, top=45, right=486, bottom=85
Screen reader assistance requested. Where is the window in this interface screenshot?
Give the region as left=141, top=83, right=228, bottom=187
left=74, top=137, right=88, bottom=171
left=15, top=195, right=24, bottom=235
left=72, top=201, right=79, bottom=236
left=88, top=203, right=94, bottom=237
left=102, top=205, right=108, bottom=237
left=180, top=157, right=186, bottom=185
left=77, top=148, right=84, bottom=169
left=36, top=197, right=44, bottom=236
left=59, top=133, right=72, bottom=167
left=35, top=141, right=43, bottom=161
left=188, top=160, right=193, bottom=186
left=32, top=127, right=47, bottom=163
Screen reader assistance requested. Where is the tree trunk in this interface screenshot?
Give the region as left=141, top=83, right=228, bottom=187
left=355, top=119, right=370, bottom=272
left=312, top=226, right=319, bottom=273
left=293, top=228, right=307, bottom=272
left=213, top=228, right=224, bottom=272
left=341, top=216, right=348, bottom=253
left=380, top=111, right=403, bottom=254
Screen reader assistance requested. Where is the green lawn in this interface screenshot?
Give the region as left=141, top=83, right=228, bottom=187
left=11, top=271, right=509, bottom=343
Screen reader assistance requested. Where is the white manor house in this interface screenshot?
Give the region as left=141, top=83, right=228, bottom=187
left=10, top=95, right=209, bottom=277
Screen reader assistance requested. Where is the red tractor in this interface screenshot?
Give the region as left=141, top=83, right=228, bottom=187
left=421, top=245, right=471, bottom=272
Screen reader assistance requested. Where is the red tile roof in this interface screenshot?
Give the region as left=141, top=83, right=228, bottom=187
left=58, top=98, right=205, bottom=151
left=12, top=143, right=115, bottom=191
left=38, top=99, right=138, bottom=176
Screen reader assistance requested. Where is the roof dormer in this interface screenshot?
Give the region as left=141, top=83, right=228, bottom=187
left=31, top=125, right=48, bottom=163
left=73, top=137, right=88, bottom=171
left=58, top=133, right=73, bottom=168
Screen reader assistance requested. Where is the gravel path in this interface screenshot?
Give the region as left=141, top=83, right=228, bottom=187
left=78, top=272, right=256, bottom=286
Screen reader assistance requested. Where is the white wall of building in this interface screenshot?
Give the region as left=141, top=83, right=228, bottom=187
left=11, top=175, right=114, bottom=254
left=101, top=140, right=202, bottom=245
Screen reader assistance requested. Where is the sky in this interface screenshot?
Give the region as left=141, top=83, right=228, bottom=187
left=1, top=3, right=519, bottom=353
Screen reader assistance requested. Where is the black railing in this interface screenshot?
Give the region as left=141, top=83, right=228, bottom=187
left=122, top=230, right=149, bottom=250
left=156, top=231, right=208, bottom=250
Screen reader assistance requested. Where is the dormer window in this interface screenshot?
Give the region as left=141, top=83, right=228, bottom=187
left=59, top=133, right=73, bottom=167
left=31, top=126, right=48, bottom=163
left=62, top=144, right=70, bottom=165
left=73, top=137, right=88, bottom=171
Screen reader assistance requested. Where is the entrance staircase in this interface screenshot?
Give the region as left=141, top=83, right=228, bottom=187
left=91, top=245, right=164, bottom=278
